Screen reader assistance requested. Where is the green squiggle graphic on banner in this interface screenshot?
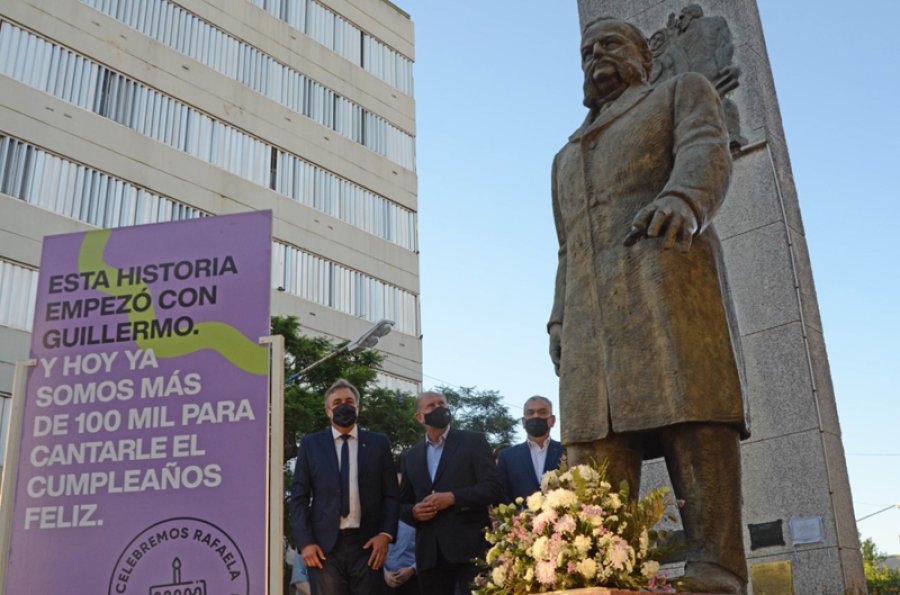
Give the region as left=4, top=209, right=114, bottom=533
left=77, top=229, right=268, bottom=375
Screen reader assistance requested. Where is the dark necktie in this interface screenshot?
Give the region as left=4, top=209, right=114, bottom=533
left=340, top=434, right=351, bottom=518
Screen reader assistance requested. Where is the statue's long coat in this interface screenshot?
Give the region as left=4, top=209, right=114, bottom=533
left=550, top=72, right=749, bottom=446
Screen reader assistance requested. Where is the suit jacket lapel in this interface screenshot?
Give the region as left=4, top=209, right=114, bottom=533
left=432, top=428, right=460, bottom=486
left=357, top=430, right=370, bottom=483
left=544, top=440, right=562, bottom=474
left=411, top=440, right=432, bottom=493
left=519, top=443, right=540, bottom=491
left=321, top=431, right=340, bottom=483
left=568, top=83, right=653, bottom=143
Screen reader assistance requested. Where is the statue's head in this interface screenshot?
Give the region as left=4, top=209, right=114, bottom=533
left=580, top=18, right=653, bottom=109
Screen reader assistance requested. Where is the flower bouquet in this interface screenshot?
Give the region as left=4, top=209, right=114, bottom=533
left=475, top=461, right=674, bottom=594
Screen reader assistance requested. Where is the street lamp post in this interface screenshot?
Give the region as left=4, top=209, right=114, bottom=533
left=286, top=319, right=394, bottom=384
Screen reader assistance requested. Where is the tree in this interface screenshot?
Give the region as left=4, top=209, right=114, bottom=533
left=273, top=315, right=421, bottom=462
left=861, top=537, right=900, bottom=595
left=273, top=315, right=381, bottom=463
left=431, top=385, right=519, bottom=449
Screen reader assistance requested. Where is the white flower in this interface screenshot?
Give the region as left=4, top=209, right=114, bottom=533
left=524, top=567, right=534, bottom=583
left=641, top=559, right=660, bottom=578
left=606, top=492, right=622, bottom=510
left=573, top=534, right=592, bottom=556
left=576, top=557, right=598, bottom=579
left=486, top=545, right=500, bottom=564
left=526, top=492, right=544, bottom=512
left=492, top=565, right=507, bottom=586
left=541, top=471, right=560, bottom=491
left=544, top=488, right=578, bottom=510
left=574, top=464, right=599, bottom=481
left=531, top=536, right=550, bottom=560
left=639, top=529, right=649, bottom=555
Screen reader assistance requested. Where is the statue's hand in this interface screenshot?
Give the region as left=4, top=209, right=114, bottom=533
left=549, top=324, right=562, bottom=377
left=624, top=195, right=698, bottom=252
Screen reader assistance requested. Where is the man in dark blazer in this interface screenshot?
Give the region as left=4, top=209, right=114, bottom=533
left=399, top=391, right=504, bottom=595
left=290, top=379, right=399, bottom=595
left=497, top=395, right=563, bottom=502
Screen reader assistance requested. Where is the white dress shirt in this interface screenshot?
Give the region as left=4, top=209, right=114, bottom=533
left=425, top=426, right=450, bottom=482
left=527, top=438, right=549, bottom=484
left=332, top=426, right=360, bottom=529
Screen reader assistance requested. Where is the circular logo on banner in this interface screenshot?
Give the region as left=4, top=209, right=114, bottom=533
left=108, top=517, right=250, bottom=595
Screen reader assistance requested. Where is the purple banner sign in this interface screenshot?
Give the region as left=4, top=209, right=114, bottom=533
left=4, top=211, right=272, bottom=594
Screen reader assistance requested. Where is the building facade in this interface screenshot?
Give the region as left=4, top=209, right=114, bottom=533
left=0, top=0, right=421, bottom=475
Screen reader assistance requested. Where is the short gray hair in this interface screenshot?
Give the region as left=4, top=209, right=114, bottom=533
left=523, top=395, right=553, bottom=414
left=415, top=391, right=443, bottom=412
left=325, top=379, right=360, bottom=402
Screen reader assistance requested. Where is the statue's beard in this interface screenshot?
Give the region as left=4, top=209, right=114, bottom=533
left=582, top=57, right=647, bottom=110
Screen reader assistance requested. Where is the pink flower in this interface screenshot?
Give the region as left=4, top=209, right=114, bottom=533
left=581, top=504, right=604, bottom=518
left=535, top=561, right=557, bottom=586
left=554, top=514, right=576, bottom=534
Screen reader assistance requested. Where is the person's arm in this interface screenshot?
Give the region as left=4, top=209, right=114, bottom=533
left=364, top=436, right=398, bottom=570
left=398, top=452, right=418, bottom=526
left=496, top=448, right=514, bottom=504
left=376, top=436, right=399, bottom=538
left=289, top=437, right=314, bottom=550
left=448, top=433, right=504, bottom=510
left=626, top=73, right=731, bottom=253
left=289, top=436, right=327, bottom=569
left=549, top=152, right=566, bottom=375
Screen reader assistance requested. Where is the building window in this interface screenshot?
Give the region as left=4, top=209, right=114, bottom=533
left=376, top=372, right=420, bottom=395
left=273, top=150, right=417, bottom=250
left=0, top=260, right=37, bottom=332
left=246, top=0, right=414, bottom=96
left=0, top=24, right=417, bottom=250
left=0, top=391, right=12, bottom=486
left=78, top=0, right=416, bottom=170
left=0, top=135, right=206, bottom=227
left=0, top=244, right=416, bottom=337
left=273, top=242, right=418, bottom=335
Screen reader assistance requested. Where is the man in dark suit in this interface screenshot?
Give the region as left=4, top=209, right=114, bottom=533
left=399, top=391, right=504, bottom=595
left=497, top=395, right=563, bottom=502
left=290, top=379, right=399, bottom=595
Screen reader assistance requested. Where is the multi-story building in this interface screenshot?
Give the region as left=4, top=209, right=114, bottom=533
left=0, top=0, right=421, bottom=475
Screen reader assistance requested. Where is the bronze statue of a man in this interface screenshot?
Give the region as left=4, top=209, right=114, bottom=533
left=548, top=16, right=749, bottom=593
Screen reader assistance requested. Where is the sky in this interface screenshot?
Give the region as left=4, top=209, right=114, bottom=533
left=392, top=0, right=900, bottom=554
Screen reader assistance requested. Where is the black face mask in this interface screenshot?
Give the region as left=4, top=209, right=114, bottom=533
left=423, top=406, right=451, bottom=429
left=524, top=417, right=550, bottom=438
left=331, top=403, right=357, bottom=428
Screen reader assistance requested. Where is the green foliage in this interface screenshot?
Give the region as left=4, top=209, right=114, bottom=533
left=357, top=387, right=422, bottom=458
left=861, top=537, right=900, bottom=595
left=432, top=385, right=518, bottom=449
left=273, top=315, right=382, bottom=463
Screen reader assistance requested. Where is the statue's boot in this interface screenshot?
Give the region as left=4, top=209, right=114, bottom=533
left=676, top=561, right=747, bottom=594
left=660, top=423, right=748, bottom=592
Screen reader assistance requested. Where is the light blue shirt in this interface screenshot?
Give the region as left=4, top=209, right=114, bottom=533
left=385, top=521, right=416, bottom=572
left=425, top=427, right=450, bottom=481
